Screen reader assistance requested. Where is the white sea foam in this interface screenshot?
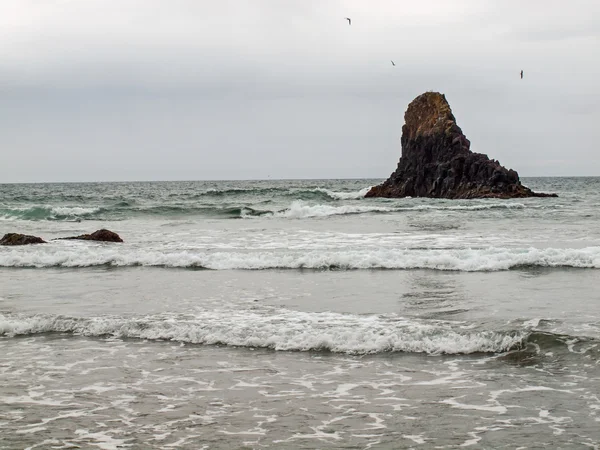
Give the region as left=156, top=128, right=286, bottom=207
left=0, top=197, right=541, bottom=222
left=74, top=429, right=130, bottom=450
left=0, top=205, right=101, bottom=220
left=311, top=187, right=372, bottom=200
left=403, top=435, right=427, bottom=445
left=274, top=201, right=395, bottom=218
left=408, top=203, right=527, bottom=211
left=50, top=206, right=100, bottom=216
left=0, top=310, right=525, bottom=355
left=243, top=200, right=537, bottom=220
left=0, top=245, right=599, bottom=270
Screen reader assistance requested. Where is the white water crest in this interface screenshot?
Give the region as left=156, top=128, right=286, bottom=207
left=0, top=200, right=538, bottom=221
left=0, top=310, right=525, bottom=355
left=1, top=245, right=599, bottom=270
left=49, top=206, right=101, bottom=216
left=310, top=187, right=372, bottom=200
left=0, top=205, right=102, bottom=220
left=265, top=200, right=535, bottom=219
left=273, top=201, right=396, bottom=218
left=236, top=200, right=547, bottom=220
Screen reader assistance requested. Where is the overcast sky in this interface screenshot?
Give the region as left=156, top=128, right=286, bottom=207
left=1, top=0, right=599, bottom=182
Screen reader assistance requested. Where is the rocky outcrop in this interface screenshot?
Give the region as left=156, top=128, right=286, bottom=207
left=61, top=229, right=123, bottom=243
left=0, top=233, right=46, bottom=246
left=1, top=229, right=123, bottom=244
left=366, top=92, right=557, bottom=199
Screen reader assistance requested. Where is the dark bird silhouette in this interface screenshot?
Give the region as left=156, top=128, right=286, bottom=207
left=345, top=17, right=351, bottom=25
left=520, top=70, right=524, bottom=79
left=391, top=60, right=395, bottom=66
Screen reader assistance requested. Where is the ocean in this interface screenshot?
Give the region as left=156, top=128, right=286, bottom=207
left=1, top=177, right=599, bottom=449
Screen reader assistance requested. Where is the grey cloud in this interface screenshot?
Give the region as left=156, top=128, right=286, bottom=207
left=0, top=0, right=599, bottom=182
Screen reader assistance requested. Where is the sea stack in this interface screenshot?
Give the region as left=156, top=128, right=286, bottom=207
left=366, top=92, right=557, bottom=199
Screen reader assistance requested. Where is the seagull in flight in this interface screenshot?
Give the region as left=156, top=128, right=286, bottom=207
left=391, top=60, right=395, bottom=66
left=344, top=17, right=351, bottom=25
left=520, top=70, right=524, bottom=79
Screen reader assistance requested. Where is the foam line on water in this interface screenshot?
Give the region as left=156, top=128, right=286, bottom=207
left=0, top=311, right=526, bottom=355
left=0, top=246, right=598, bottom=271
left=0, top=199, right=543, bottom=221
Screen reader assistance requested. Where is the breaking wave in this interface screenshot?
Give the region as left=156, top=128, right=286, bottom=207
left=270, top=201, right=396, bottom=218
left=196, top=186, right=372, bottom=201
left=264, top=201, right=530, bottom=219
left=1, top=246, right=598, bottom=271
left=305, top=187, right=372, bottom=200
left=0, top=310, right=527, bottom=355
left=0, top=185, right=546, bottom=221
left=0, top=205, right=273, bottom=221
left=0, top=206, right=103, bottom=221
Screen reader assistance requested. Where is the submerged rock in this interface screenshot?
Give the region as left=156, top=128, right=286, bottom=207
left=62, top=229, right=123, bottom=243
left=0, top=233, right=46, bottom=246
left=366, top=92, right=557, bottom=199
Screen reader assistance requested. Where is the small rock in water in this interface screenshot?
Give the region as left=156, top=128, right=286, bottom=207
left=0, top=233, right=46, bottom=246
left=61, top=229, right=124, bottom=243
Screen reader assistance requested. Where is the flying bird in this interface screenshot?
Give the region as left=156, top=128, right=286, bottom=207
left=520, top=70, right=524, bottom=79
left=391, top=60, right=395, bottom=66
left=345, top=17, right=351, bottom=25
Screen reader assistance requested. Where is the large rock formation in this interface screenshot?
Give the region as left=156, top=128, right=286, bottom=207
left=0, top=233, right=46, bottom=245
left=366, top=92, right=556, bottom=199
left=61, top=229, right=123, bottom=243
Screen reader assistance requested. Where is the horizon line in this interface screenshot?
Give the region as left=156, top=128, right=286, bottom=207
left=1, top=175, right=598, bottom=185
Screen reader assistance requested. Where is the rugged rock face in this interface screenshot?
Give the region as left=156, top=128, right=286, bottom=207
left=62, top=229, right=123, bottom=243
left=366, top=92, right=557, bottom=199
left=0, top=233, right=46, bottom=245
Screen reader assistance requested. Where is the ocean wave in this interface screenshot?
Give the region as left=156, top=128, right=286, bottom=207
left=0, top=202, right=391, bottom=221
left=127, top=205, right=271, bottom=218
left=250, top=201, right=537, bottom=219
left=409, top=203, right=527, bottom=211
left=0, top=311, right=526, bottom=355
left=0, top=204, right=271, bottom=221
left=304, top=187, right=372, bottom=200
left=271, top=201, right=395, bottom=218
left=1, top=246, right=599, bottom=271
left=198, top=187, right=281, bottom=197
left=196, top=186, right=372, bottom=201
left=0, top=198, right=545, bottom=222
left=255, top=201, right=530, bottom=219
left=0, top=206, right=102, bottom=221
